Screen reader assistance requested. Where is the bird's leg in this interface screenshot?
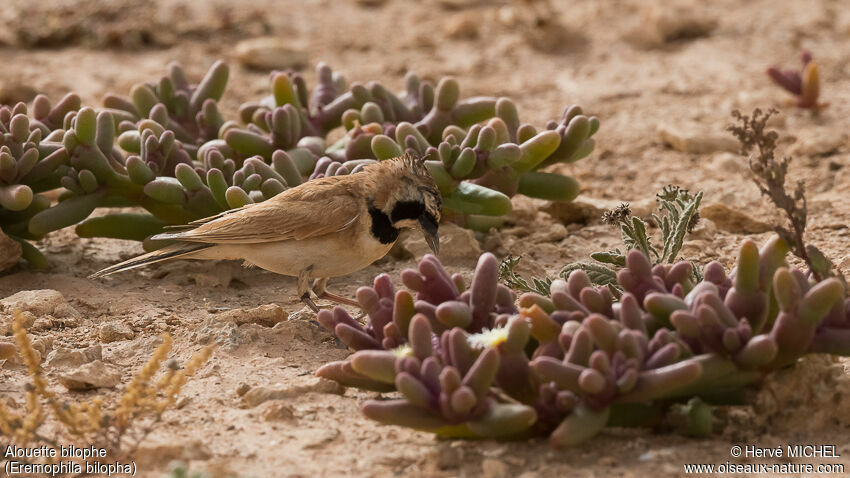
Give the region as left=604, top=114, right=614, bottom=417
left=312, top=277, right=361, bottom=308
left=298, top=268, right=320, bottom=313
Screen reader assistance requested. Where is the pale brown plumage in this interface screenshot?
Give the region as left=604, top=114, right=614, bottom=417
left=90, top=154, right=441, bottom=312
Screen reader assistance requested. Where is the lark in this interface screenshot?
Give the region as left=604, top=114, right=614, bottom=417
left=90, top=154, right=442, bottom=311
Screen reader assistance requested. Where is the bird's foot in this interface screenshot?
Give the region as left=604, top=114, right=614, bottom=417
left=300, top=293, right=320, bottom=313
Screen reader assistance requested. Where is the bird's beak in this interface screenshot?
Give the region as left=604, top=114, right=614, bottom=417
left=418, top=214, right=440, bottom=255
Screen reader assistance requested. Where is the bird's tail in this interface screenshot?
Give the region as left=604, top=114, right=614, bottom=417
left=89, top=243, right=213, bottom=279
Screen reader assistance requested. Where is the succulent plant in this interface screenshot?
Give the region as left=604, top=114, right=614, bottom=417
left=1, top=59, right=598, bottom=268
left=0, top=98, right=79, bottom=267
left=316, top=235, right=850, bottom=446
left=206, top=63, right=599, bottom=231
left=105, top=61, right=229, bottom=156
left=766, top=51, right=824, bottom=110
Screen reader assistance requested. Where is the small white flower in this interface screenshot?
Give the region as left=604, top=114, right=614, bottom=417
left=392, top=344, right=412, bottom=358
left=467, top=326, right=509, bottom=349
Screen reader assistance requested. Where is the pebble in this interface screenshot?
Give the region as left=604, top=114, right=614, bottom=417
left=58, top=360, right=122, bottom=390
left=99, top=322, right=135, bottom=343
left=0, top=342, right=16, bottom=360
left=242, top=377, right=345, bottom=407
left=261, top=400, right=295, bottom=421
left=233, top=37, right=308, bottom=71
left=218, top=304, right=288, bottom=327
left=235, top=383, right=251, bottom=397
left=0, top=289, right=80, bottom=335
left=629, top=1, right=717, bottom=47
left=658, top=124, right=739, bottom=154
left=445, top=14, right=479, bottom=40
left=791, top=131, right=845, bottom=157
left=45, top=344, right=102, bottom=370
left=481, top=458, right=510, bottom=478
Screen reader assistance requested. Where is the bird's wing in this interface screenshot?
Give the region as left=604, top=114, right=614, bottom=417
left=153, top=186, right=361, bottom=244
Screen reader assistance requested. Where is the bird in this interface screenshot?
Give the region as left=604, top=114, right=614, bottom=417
left=89, top=154, right=442, bottom=312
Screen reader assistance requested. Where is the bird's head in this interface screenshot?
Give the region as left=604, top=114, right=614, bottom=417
left=367, top=154, right=442, bottom=254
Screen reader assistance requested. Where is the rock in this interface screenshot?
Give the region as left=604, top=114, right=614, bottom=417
left=45, top=345, right=102, bottom=369
left=445, top=14, right=479, bottom=40
left=301, top=427, right=340, bottom=449
left=261, top=400, right=295, bottom=421
left=481, top=458, right=510, bottom=478
left=628, top=1, right=717, bottom=47
left=791, top=132, right=845, bottom=157
left=233, top=37, right=307, bottom=71
left=534, top=223, right=568, bottom=242
left=0, top=81, right=38, bottom=105
left=235, top=383, right=251, bottom=397
left=218, top=304, right=287, bottom=327
left=700, top=203, right=772, bottom=234
left=0, top=289, right=80, bottom=334
left=0, top=341, right=16, bottom=360
left=242, top=377, right=345, bottom=407
left=99, top=322, right=135, bottom=343
left=0, top=310, right=34, bottom=336
left=399, top=222, right=480, bottom=264
left=58, top=360, right=121, bottom=390
left=658, top=124, right=739, bottom=154
left=430, top=443, right=463, bottom=469
left=0, top=229, right=21, bottom=272
left=709, top=153, right=748, bottom=175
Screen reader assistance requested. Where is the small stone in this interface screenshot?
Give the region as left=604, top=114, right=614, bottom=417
left=445, top=14, right=479, bottom=40
left=45, top=345, right=102, bottom=369
left=628, top=1, right=717, bottom=47
left=432, top=444, right=463, bottom=469
left=710, top=153, right=748, bottom=174
left=261, top=400, right=295, bottom=421
left=233, top=37, right=308, bottom=71
left=58, top=360, right=121, bottom=390
left=218, top=304, right=287, bottom=327
left=481, top=458, right=510, bottom=478
left=399, top=222, right=480, bottom=264
left=658, top=124, right=739, bottom=154
left=0, top=289, right=80, bottom=333
left=0, top=342, right=16, bottom=360
left=0, top=229, right=21, bottom=272
left=0, top=81, right=38, bottom=105
left=99, top=322, right=135, bottom=343
left=175, top=396, right=190, bottom=409
left=700, top=203, right=772, bottom=234
left=1, top=310, right=35, bottom=336
left=235, top=383, right=251, bottom=397
left=242, top=377, right=345, bottom=407
left=301, top=427, right=340, bottom=449
left=791, top=132, right=845, bottom=157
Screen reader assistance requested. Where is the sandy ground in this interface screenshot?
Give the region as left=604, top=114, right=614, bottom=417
left=2, top=0, right=850, bottom=476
